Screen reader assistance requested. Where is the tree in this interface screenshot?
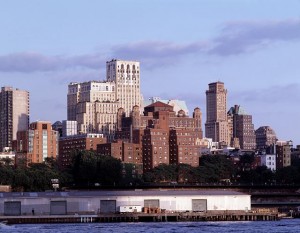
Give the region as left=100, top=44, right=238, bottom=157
left=13, top=168, right=32, bottom=191
left=238, top=166, right=274, bottom=185
left=0, top=165, right=14, bottom=185
left=144, top=164, right=177, bottom=183
left=95, top=155, right=122, bottom=185
left=176, top=164, right=199, bottom=184
left=70, top=150, right=122, bottom=186
left=275, top=166, right=300, bottom=184
left=239, top=153, right=255, bottom=171
left=198, top=155, right=234, bottom=183
left=120, top=163, right=143, bottom=186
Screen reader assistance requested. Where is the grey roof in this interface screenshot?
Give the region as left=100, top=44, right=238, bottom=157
left=0, top=190, right=249, bottom=198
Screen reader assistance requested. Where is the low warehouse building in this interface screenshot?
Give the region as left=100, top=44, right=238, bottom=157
left=0, top=190, right=250, bottom=216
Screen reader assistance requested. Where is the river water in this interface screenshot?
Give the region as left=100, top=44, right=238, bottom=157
left=1, top=219, right=300, bottom=233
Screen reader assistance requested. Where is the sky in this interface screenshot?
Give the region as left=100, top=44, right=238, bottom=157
left=0, top=0, right=300, bottom=145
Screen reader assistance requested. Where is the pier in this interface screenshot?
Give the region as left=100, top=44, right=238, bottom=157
left=0, top=210, right=279, bottom=224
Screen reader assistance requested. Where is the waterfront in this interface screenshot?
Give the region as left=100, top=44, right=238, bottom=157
left=1, top=219, right=300, bottom=233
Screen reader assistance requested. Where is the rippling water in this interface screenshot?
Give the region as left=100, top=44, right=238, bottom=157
left=1, top=219, right=300, bottom=233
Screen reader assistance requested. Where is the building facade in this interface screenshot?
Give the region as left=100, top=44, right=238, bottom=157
left=255, top=126, right=277, bottom=152
left=67, top=59, right=141, bottom=141
left=76, top=101, right=119, bottom=141
left=15, top=121, right=58, bottom=165
left=62, top=120, right=78, bottom=137
left=115, top=102, right=203, bottom=172
left=106, top=59, right=141, bottom=117
left=67, top=81, right=116, bottom=121
left=205, top=82, right=229, bottom=146
left=97, top=140, right=142, bottom=163
left=276, top=140, right=292, bottom=169
left=0, top=87, right=29, bottom=151
left=169, top=129, right=201, bottom=167
left=0, top=190, right=251, bottom=216
left=261, top=154, right=276, bottom=171
left=58, top=133, right=106, bottom=169
left=227, top=105, right=256, bottom=150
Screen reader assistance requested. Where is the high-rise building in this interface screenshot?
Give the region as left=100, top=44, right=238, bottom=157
left=106, top=59, right=141, bottom=117
left=227, top=105, right=256, bottom=150
left=205, top=82, right=229, bottom=146
left=275, top=140, right=292, bottom=169
left=15, top=121, right=58, bottom=165
left=115, top=102, right=203, bottom=172
left=0, top=87, right=29, bottom=151
left=255, top=126, right=277, bottom=152
left=62, top=120, right=77, bottom=137
left=67, top=59, right=141, bottom=141
left=67, top=81, right=116, bottom=121
left=76, top=100, right=119, bottom=140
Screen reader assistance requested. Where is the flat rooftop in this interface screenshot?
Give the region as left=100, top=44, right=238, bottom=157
left=0, top=190, right=249, bottom=198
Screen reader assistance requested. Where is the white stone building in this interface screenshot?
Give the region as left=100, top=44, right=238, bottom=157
left=67, top=60, right=141, bottom=141
left=261, top=154, right=276, bottom=171
left=62, top=120, right=78, bottom=137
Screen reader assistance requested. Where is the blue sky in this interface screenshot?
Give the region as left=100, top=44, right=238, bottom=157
left=1, top=0, right=300, bottom=145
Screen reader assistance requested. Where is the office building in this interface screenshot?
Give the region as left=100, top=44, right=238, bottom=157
left=205, top=82, right=229, bottom=146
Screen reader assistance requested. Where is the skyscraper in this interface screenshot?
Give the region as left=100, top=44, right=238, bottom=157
left=0, top=87, right=29, bottom=151
left=67, top=59, right=141, bottom=140
left=205, top=82, right=229, bottom=146
left=106, top=59, right=141, bottom=117
left=227, top=105, right=256, bottom=150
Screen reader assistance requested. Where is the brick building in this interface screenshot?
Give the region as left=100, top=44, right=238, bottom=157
left=115, top=101, right=203, bottom=172
left=227, top=105, right=256, bottom=150
left=255, top=126, right=278, bottom=153
left=97, top=140, right=142, bottom=164
left=58, top=133, right=106, bottom=169
left=15, top=121, right=58, bottom=166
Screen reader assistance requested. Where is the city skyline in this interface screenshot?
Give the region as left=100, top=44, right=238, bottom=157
left=0, top=1, right=299, bottom=144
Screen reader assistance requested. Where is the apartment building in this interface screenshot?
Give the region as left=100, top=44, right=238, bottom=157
left=0, top=87, right=29, bottom=151
left=15, top=121, right=58, bottom=165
